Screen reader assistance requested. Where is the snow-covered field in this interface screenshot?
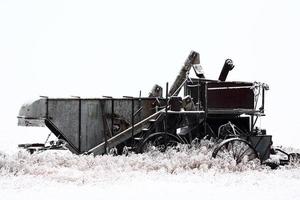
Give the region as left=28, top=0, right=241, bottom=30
left=1, top=138, right=300, bottom=200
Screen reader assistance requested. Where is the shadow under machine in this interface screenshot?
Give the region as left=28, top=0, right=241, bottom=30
left=17, top=51, right=298, bottom=167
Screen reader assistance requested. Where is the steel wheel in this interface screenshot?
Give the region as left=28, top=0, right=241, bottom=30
left=212, top=138, right=259, bottom=164
left=137, top=132, right=184, bottom=153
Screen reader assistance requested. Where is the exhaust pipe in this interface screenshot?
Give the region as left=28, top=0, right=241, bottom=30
left=218, top=59, right=235, bottom=81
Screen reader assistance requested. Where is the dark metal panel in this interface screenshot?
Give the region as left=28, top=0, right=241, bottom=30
left=186, top=80, right=255, bottom=110
left=81, top=100, right=104, bottom=152
left=18, top=99, right=47, bottom=124
left=247, top=135, right=272, bottom=161
left=48, top=99, right=79, bottom=151
left=112, top=99, right=156, bottom=126
left=79, top=98, right=158, bottom=153
left=207, top=87, right=254, bottom=109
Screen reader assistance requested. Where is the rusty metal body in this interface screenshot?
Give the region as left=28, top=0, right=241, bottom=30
left=17, top=51, right=297, bottom=167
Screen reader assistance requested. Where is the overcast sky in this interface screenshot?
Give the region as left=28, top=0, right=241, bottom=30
left=0, top=0, right=300, bottom=148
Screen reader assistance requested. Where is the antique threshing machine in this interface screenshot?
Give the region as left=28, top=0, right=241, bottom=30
left=17, top=51, right=297, bottom=167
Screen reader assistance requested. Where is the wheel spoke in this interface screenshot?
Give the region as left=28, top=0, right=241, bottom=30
left=239, top=147, right=251, bottom=159
left=138, top=133, right=182, bottom=153
left=231, top=141, right=237, bottom=159
left=236, top=141, right=245, bottom=159
left=213, top=138, right=258, bottom=164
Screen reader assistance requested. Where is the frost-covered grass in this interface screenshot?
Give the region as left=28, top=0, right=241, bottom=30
left=1, top=140, right=300, bottom=200
left=0, top=140, right=263, bottom=183
left=0, top=140, right=298, bottom=183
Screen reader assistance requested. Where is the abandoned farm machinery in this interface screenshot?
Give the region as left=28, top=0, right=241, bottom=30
left=17, top=51, right=299, bottom=168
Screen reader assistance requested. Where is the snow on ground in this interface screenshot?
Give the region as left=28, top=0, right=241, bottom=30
left=1, top=140, right=300, bottom=200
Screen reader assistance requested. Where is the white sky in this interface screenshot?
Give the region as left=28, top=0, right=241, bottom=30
left=0, top=0, right=300, bottom=148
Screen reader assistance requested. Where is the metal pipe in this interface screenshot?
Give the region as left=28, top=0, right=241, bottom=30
left=134, top=107, right=143, bottom=116
left=261, top=87, right=265, bottom=113
left=165, top=82, right=169, bottom=146
left=204, top=82, right=208, bottom=136
left=100, top=100, right=108, bottom=154
left=218, top=59, right=235, bottom=81
left=111, top=99, right=114, bottom=135
left=131, top=98, right=134, bottom=146
left=197, top=80, right=200, bottom=111
left=168, top=51, right=200, bottom=96
left=79, top=98, right=81, bottom=152
left=170, top=78, right=188, bottom=97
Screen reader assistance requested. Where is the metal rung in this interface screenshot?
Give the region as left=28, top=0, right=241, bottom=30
left=149, top=119, right=156, bottom=123
left=142, top=128, right=149, bottom=132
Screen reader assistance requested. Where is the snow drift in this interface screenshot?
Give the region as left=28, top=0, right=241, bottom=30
left=1, top=140, right=300, bottom=200
left=1, top=140, right=299, bottom=185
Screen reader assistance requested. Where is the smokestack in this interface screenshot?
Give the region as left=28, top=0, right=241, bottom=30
left=218, top=59, right=235, bottom=81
